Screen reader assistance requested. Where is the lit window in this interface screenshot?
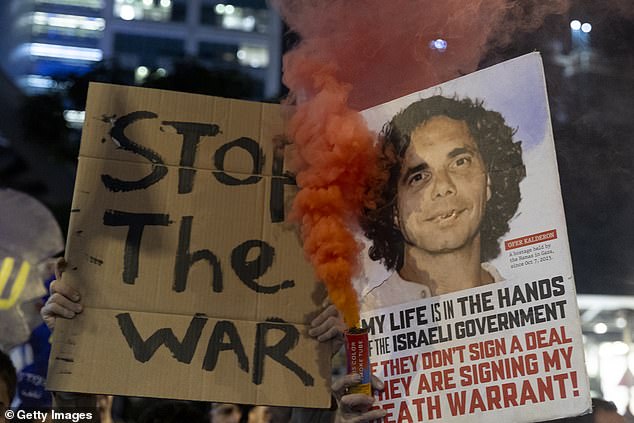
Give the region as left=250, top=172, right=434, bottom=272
left=34, top=0, right=104, bottom=8
left=243, top=16, right=255, bottom=30
left=31, top=12, right=106, bottom=32
left=136, top=66, right=149, bottom=77
left=135, top=66, right=149, bottom=83
left=593, top=322, right=608, bottom=334
left=120, top=5, right=136, bottom=20
left=21, top=75, right=55, bottom=89
left=204, top=3, right=269, bottom=33
left=64, top=110, right=86, bottom=128
left=222, top=14, right=257, bottom=32
left=28, top=43, right=103, bottom=61
left=236, top=45, right=269, bottom=68
left=114, top=0, right=174, bottom=22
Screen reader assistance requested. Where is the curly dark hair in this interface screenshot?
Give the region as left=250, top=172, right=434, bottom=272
left=362, top=95, right=526, bottom=271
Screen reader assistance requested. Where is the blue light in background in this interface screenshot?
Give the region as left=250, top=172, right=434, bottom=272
left=429, top=38, right=447, bottom=52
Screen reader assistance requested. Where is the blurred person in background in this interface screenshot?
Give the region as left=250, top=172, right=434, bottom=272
left=1, top=189, right=65, bottom=415
left=592, top=398, right=625, bottom=423
left=211, top=403, right=242, bottom=423
left=0, top=349, right=17, bottom=423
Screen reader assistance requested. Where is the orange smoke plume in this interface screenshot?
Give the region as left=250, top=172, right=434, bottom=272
left=273, top=0, right=570, bottom=109
left=284, top=56, right=383, bottom=327
left=271, top=0, right=571, bottom=327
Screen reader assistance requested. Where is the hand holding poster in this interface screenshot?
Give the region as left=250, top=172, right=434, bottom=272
left=355, top=53, right=590, bottom=422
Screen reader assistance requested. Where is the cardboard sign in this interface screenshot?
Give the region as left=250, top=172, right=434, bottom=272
left=357, top=53, right=590, bottom=422
left=46, top=83, right=332, bottom=408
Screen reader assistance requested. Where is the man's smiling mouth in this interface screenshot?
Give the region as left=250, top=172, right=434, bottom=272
left=427, top=208, right=465, bottom=223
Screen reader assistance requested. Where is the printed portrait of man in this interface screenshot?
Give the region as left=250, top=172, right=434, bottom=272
left=361, top=95, right=526, bottom=309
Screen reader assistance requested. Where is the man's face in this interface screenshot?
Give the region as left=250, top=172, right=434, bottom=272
left=396, top=115, right=490, bottom=254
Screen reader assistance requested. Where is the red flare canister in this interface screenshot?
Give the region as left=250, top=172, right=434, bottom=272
left=345, top=327, right=372, bottom=395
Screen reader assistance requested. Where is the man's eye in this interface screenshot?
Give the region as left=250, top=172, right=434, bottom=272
left=453, top=156, right=472, bottom=168
left=408, top=172, right=430, bottom=186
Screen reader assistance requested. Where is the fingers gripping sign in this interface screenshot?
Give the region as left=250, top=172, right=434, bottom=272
left=41, top=258, right=83, bottom=330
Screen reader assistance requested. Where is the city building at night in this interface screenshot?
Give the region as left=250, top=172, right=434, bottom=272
left=0, top=0, right=281, bottom=98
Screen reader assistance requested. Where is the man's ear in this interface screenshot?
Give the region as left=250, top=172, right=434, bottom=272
left=486, top=175, right=492, bottom=202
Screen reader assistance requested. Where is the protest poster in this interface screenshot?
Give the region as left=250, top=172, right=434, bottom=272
left=46, top=83, right=332, bottom=408
left=357, top=52, right=591, bottom=422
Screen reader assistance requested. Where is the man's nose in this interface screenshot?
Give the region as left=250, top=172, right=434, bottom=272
left=431, top=170, right=456, bottom=199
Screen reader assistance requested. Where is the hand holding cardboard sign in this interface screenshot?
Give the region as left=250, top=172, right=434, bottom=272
left=41, top=258, right=83, bottom=330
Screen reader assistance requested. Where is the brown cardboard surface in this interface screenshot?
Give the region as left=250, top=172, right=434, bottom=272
left=47, top=83, right=331, bottom=407
left=50, top=309, right=330, bottom=407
